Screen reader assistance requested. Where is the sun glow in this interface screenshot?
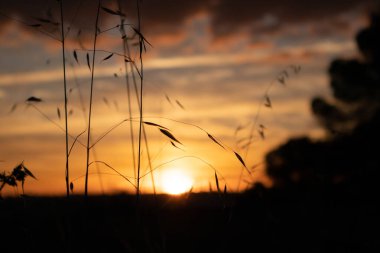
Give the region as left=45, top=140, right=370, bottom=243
left=160, top=169, right=193, bottom=195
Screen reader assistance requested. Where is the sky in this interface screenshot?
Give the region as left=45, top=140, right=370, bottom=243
left=0, top=0, right=376, bottom=196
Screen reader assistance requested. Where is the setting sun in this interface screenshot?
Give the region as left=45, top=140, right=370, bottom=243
left=160, top=169, right=193, bottom=195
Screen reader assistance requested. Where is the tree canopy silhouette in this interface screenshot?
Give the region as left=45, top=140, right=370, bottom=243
left=265, top=11, right=380, bottom=196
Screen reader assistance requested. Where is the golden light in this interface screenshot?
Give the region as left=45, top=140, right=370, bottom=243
left=160, top=169, right=193, bottom=195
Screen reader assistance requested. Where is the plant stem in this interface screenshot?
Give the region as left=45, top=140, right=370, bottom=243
left=70, top=64, right=105, bottom=194
left=136, top=0, right=143, bottom=199
left=117, top=1, right=157, bottom=195
left=118, top=17, right=137, bottom=183
left=60, top=0, right=70, bottom=198
left=85, top=0, right=101, bottom=197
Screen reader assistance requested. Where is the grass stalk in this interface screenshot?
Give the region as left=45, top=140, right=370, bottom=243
left=136, top=0, right=144, bottom=199
left=116, top=0, right=157, bottom=195
left=70, top=64, right=105, bottom=194
left=59, top=0, right=70, bottom=198
left=85, top=0, right=101, bottom=196
left=118, top=16, right=138, bottom=184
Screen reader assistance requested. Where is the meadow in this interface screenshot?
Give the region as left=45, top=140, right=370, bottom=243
left=1, top=1, right=380, bottom=252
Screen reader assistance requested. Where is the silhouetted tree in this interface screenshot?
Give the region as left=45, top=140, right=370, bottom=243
left=265, top=11, right=380, bottom=196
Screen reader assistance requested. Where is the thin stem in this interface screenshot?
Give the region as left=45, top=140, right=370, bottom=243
left=60, top=0, right=70, bottom=198
left=69, top=63, right=105, bottom=194
left=117, top=0, right=157, bottom=195
left=85, top=0, right=101, bottom=196
left=98, top=23, right=132, bottom=35
left=236, top=66, right=299, bottom=191
left=29, top=104, right=86, bottom=147
left=119, top=16, right=137, bottom=183
left=73, top=48, right=131, bottom=59
left=129, top=37, right=157, bottom=195
left=0, top=12, right=60, bottom=42
left=136, top=0, right=143, bottom=199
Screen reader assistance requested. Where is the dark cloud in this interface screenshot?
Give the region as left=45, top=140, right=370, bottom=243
left=210, top=0, right=375, bottom=38
left=0, top=0, right=375, bottom=42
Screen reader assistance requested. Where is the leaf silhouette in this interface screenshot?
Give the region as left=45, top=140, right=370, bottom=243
left=264, top=95, right=272, bottom=108
left=224, top=184, right=227, bottom=195
left=207, top=133, right=225, bottom=149
left=124, top=57, right=132, bottom=62
left=101, top=6, right=125, bottom=16
left=234, top=152, right=249, bottom=173
left=69, top=109, right=73, bottom=116
left=57, top=107, right=61, bottom=120
left=258, top=129, right=265, bottom=140
left=103, top=97, right=109, bottom=106
left=165, top=94, right=173, bottom=105
left=23, top=164, right=37, bottom=179
left=70, top=182, right=74, bottom=192
left=143, top=121, right=169, bottom=130
left=175, top=100, right=185, bottom=110
left=9, top=104, right=17, bottom=113
left=26, top=96, right=42, bottom=103
left=132, top=27, right=153, bottom=47
left=159, top=129, right=182, bottom=145
left=170, top=141, right=184, bottom=151
left=73, top=50, right=79, bottom=64
left=86, top=53, right=91, bottom=70
left=101, top=53, right=113, bottom=62
left=215, top=172, right=220, bottom=193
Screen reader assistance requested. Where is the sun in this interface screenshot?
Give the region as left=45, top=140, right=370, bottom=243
left=160, top=169, right=193, bottom=195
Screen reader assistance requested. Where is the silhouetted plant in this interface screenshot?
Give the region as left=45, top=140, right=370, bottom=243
left=0, top=162, right=37, bottom=197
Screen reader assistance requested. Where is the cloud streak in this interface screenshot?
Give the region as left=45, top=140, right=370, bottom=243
left=0, top=0, right=374, bottom=41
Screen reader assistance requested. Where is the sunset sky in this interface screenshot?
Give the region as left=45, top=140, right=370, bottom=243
left=0, top=0, right=376, bottom=196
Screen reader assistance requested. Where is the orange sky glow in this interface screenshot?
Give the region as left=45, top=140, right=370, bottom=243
left=0, top=0, right=374, bottom=196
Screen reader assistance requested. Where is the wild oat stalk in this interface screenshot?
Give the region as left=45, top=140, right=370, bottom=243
left=136, top=0, right=143, bottom=199
left=117, top=14, right=138, bottom=184
left=116, top=0, right=157, bottom=195
left=59, top=0, right=70, bottom=197
left=236, top=65, right=301, bottom=191
left=85, top=0, right=101, bottom=196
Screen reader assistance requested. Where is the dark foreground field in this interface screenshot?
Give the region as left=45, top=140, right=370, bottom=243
left=1, top=188, right=379, bottom=253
